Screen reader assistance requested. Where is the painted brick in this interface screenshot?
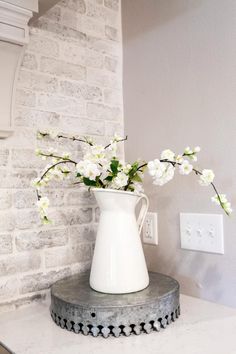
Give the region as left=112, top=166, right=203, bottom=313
left=2, top=170, right=37, bottom=189
left=0, top=149, right=9, bottom=166
left=0, top=0, right=123, bottom=307
left=69, top=224, right=96, bottom=243
left=12, top=149, right=45, bottom=169
left=104, top=55, right=118, bottom=72
left=105, top=25, right=118, bottom=41
left=104, top=0, right=119, bottom=11
left=0, top=278, right=18, bottom=301
left=37, top=93, right=86, bottom=115
left=14, top=108, right=60, bottom=128
left=14, top=209, right=40, bottom=230
left=0, top=253, right=41, bottom=276
left=27, top=33, right=59, bottom=57
left=0, top=234, right=13, bottom=255
left=65, top=207, right=93, bottom=225
left=81, top=16, right=104, bottom=38
left=0, top=211, right=15, bottom=231
left=104, top=88, right=122, bottom=105
left=32, top=19, right=87, bottom=46
left=44, top=5, right=61, bottom=22
left=20, top=268, right=71, bottom=294
left=16, top=89, right=36, bottom=107
left=13, top=190, right=37, bottom=208
left=87, top=102, right=122, bottom=120
left=16, top=229, right=68, bottom=251
left=0, top=190, right=12, bottom=209
left=59, top=115, right=105, bottom=136
left=40, top=56, right=86, bottom=81
left=66, top=188, right=95, bottom=206
left=18, top=71, right=58, bottom=93
left=60, top=0, right=86, bottom=14
left=105, top=121, right=124, bottom=136
left=45, top=243, right=91, bottom=268
left=87, top=67, right=119, bottom=89
left=87, top=36, right=119, bottom=55
left=21, top=53, right=38, bottom=70
left=60, top=80, right=102, bottom=101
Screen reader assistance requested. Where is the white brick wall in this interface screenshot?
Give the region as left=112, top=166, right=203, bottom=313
left=0, top=0, right=123, bottom=312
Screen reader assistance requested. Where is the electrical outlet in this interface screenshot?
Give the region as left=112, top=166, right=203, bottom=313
left=180, top=213, right=224, bottom=254
left=143, top=212, right=158, bottom=245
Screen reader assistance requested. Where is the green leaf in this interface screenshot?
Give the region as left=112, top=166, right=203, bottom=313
left=132, top=173, right=142, bottom=182
left=104, top=175, right=113, bottom=181
left=110, top=159, right=119, bottom=174
left=83, top=177, right=97, bottom=186
left=77, top=172, right=82, bottom=177
left=128, top=162, right=139, bottom=178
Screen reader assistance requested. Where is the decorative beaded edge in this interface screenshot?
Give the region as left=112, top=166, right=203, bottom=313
left=51, top=305, right=180, bottom=338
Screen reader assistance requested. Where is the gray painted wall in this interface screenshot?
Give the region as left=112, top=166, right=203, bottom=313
left=122, top=0, right=236, bottom=307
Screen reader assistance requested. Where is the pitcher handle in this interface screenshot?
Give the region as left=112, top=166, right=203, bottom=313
left=136, top=194, right=149, bottom=235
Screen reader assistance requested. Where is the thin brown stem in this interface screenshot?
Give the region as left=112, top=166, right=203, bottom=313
left=104, top=136, right=128, bottom=149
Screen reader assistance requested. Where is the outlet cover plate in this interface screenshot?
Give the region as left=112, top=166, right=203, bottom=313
left=143, top=212, right=158, bottom=245
left=180, top=213, right=224, bottom=254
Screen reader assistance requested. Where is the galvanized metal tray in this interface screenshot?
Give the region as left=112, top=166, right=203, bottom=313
left=50, top=271, right=180, bottom=338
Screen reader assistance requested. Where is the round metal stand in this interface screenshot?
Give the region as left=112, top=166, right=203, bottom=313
left=50, top=272, right=180, bottom=338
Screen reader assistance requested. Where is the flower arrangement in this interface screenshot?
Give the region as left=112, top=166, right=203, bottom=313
left=33, top=132, right=232, bottom=224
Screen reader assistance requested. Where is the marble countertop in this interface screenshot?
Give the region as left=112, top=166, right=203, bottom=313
left=1, top=294, right=236, bottom=354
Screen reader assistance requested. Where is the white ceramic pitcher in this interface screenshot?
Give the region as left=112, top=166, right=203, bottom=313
left=90, top=188, right=149, bottom=294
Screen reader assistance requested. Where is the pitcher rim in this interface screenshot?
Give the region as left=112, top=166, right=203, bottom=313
left=91, top=188, right=143, bottom=197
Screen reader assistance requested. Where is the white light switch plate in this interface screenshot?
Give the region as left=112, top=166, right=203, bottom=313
left=180, top=213, right=224, bottom=254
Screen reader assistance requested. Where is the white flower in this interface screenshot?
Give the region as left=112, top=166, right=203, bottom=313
left=107, top=142, right=118, bottom=157
left=175, top=155, right=184, bottom=164
left=113, top=172, right=128, bottom=188
left=153, top=164, right=175, bottom=186
left=194, top=146, right=201, bottom=153
left=133, top=182, right=144, bottom=195
left=111, top=133, right=123, bottom=143
left=31, top=178, right=41, bottom=188
left=76, top=160, right=100, bottom=181
left=122, top=163, right=131, bottom=174
left=37, top=197, right=50, bottom=212
left=211, top=194, right=227, bottom=205
left=199, top=169, right=215, bottom=186
left=90, top=145, right=105, bottom=156
left=161, top=149, right=175, bottom=161
left=147, top=159, right=166, bottom=178
left=179, top=160, right=193, bottom=175
left=211, top=194, right=233, bottom=215
left=49, top=130, right=58, bottom=139
left=62, top=152, right=71, bottom=160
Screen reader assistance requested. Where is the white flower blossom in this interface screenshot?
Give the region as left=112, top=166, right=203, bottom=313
left=77, top=160, right=100, bottom=181
left=153, top=164, right=175, bottom=186
left=37, top=196, right=49, bottom=211
left=175, top=155, right=184, bottom=164
left=113, top=172, right=129, bottom=188
left=49, top=130, right=58, bottom=139
left=161, top=149, right=175, bottom=161
left=211, top=194, right=232, bottom=215
left=62, top=152, right=71, bottom=160
left=147, top=159, right=166, bottom=178
left=179, top=160, right=193, bottom=175
left=111, top=133, right=123, bottom=143
left=132, top=182, right=144, bottom=195
left=194, top=146, right=201, bottom=153
left=199, top=169, right=215, bottom=186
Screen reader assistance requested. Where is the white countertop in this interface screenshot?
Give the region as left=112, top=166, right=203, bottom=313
left=1, top=294, right=236, bottom=354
